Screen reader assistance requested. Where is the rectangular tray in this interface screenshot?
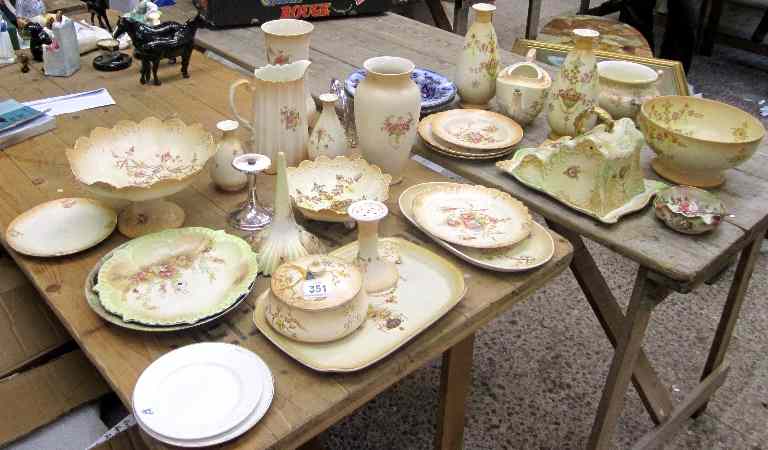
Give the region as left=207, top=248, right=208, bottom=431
left=253, top=237, right=466, bottom=372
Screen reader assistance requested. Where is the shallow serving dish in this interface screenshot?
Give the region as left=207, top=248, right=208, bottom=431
left=411, top=184, right=532, bottom=249
left=287, top=155, right=391, bottom=222
left=253, top=237, right=466, bottom=372
left=399, top=182, right=554, bottom=272
left=94, top=227, right=258, bottom=326
left=65, top=117, right=216, bottom=237
left=6, top=197, right=117, bottom=257
left=653, top=185, right=726, bottom=234
left=265, top=255, right=368, bottom=343
left=638, top=96, right=765, bottom=188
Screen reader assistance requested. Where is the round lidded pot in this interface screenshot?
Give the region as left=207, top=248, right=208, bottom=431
left=265, top=255, right=368, bottom=343
left=496, top=49, right=551, bottom=126
left=597, top=60, right=659, bottom=120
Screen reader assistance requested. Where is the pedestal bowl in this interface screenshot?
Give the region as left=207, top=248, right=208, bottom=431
left=66, top=117, right=216, bottom=237
left=638, top=96, right=765, bottom=188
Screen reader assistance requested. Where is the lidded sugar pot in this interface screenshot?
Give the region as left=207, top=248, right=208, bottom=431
left=265, top=255, right=369, bottom=343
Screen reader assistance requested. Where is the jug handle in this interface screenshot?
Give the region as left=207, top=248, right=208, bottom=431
left=525, top=48, right=536, bottom=62
left=229, top=79, right=254, bottom=132
left=575, top=106, right=614, bottom=135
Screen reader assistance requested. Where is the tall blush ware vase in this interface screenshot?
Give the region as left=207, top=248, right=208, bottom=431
left=455, top=3, right=500, bottom=109
left=547, top=28, right=601, bottom=138
left=354, top=56, right=421, bottom=185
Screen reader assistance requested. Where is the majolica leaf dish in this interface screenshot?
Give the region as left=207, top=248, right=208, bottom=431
left=6, top=198, right=117, bottom=257
left=497, top=117, right=667, bottom=224
left=94, top=227, right=258, bottom=325
left=638, top=96, right=765, bottom=188
left=345, top=67, right=457, bottom=111
left=65, top=117, right=216, bottom=237
left=286, top=155, right=391, bottom=222
left=411, top=184, right=532, bottom=249
left=654, top=185, right=726, bottom=235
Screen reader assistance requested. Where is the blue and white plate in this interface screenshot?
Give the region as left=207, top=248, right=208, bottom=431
left=345, top=68, right=457, bottom=110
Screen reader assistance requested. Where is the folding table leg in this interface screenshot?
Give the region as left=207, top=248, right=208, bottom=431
left=546, top=221, right=673, bottom=425
left=435, top=333, right=475, bottom=450
left=588, top=268, right=665, bottom=450
left=694, top=235, right=763, bottom=416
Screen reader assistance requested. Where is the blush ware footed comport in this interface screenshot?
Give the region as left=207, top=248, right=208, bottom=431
left=261, top=19, right=318, bottom=127
left=354, top=56, right=421, bottom=185
left=229, top=60, right=311, bottom=173
left=228, top=153, right=273, bottom=233
left=455, top=3, right=500, bottom=109
left=348, top=200, right=399, bottom=295
left=210, top=120, right=248, bottom=192
left=308, top=93, right=348, bottom=159
left=547, top=28, right=600, bottom=138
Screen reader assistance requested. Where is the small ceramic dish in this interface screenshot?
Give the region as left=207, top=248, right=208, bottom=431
left=287, top=155, right=391, bottom=222
left=399, top=182, right=554, bottom=272
left=417, top=114, right=517, bottom=160
left=265, top=255, right=368, bottom=343
left=653, top=185, right=726, bottom=235
left=411, top=184, right=532, bottom=249
left=5, top=198, right=117, bottom=257
left=345, top=67, right=457, bottom=110
left=432, top=109, right=523, bottom=151
left=94, top=227, right=259, bottom=325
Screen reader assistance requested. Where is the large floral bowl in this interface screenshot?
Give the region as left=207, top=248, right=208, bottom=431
left=65, top=117, right=216, bottom=237
left=653, top=185, right=726, bottom=235
left=345, top=67, right=456, bottom=111
left=287, top=156, right=391, bottom=223
left=638, top=96, right=765, bottom=188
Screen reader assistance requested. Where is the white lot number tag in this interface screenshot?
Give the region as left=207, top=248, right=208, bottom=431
left=303, top=279, right=328, bottom=299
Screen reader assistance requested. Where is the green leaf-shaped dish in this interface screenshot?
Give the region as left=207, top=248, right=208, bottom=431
left=95, top=227, right=258, bottom=325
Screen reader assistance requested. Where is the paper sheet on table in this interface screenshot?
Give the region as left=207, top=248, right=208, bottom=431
left=23, top=89, right=116, bottom=116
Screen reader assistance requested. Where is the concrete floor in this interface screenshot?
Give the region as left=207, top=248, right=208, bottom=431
left=9, top=1, right=768, bottom=449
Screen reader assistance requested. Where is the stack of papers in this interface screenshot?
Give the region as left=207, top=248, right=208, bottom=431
left=0, top=100, right=55, bottom=150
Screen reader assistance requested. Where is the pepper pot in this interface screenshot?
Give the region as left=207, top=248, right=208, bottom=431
left=348, top=200, right=399, bottom=294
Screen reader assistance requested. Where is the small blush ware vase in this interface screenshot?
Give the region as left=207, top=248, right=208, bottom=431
left=547, top=28, right=600, bottom=138
left=455, top=3, right=500, bottom=109
left=210, top=120, right=248, bottom=192
left=354, top=56, right=421, bottom=185
left=308, top=93, right=348, bottom=159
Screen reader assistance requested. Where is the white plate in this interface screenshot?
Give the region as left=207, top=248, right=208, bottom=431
left=5, top=198, right=117, bottom=257
left=135, top=348, right=275, bottom=448
left=132, top=343, right=265, bottom=441
left=399, top=182, right=555, bottom=272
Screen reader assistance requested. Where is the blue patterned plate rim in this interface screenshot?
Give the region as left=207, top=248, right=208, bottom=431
left=344, top=67, right=457, bottom=109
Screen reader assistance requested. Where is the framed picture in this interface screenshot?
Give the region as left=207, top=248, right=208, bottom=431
left=512, top=39, right=690, bottom=96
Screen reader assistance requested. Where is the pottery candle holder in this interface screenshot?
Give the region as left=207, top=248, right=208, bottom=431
left=228, top=153, right=273, bottom=232
left=348, top=200, right=399, bottom=295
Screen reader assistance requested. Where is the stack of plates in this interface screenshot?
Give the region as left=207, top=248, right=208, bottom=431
left=133, top=343, right=274, bottom=447
left=345, top=67, right=457, bottom=114
left=418, top=109, right=523, bottom=160
left=400, top=183, right=554, bottom=272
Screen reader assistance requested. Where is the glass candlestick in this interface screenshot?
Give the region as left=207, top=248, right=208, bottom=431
left=347, top=200, right=398, bottom=294
left=228, top=153, right=273, bottom=232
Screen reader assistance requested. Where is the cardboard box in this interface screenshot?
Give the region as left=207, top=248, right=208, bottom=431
left=0, top=256, right=111, bottom=446
left=195, top=0, right=391, bottom=28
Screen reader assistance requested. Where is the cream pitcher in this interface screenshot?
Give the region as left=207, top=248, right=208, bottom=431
left=229, top=60, right=311, bottom=172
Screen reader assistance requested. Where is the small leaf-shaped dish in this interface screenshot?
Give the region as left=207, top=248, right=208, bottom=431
left=653, top=185, right=726, bottom=234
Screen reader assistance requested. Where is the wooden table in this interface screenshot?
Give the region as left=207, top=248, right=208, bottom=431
left=0, top=30, right=573, bottom=450
left=153, top=2, right=767, bottom=447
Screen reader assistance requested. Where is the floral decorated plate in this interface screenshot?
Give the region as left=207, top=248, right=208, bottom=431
left=653, top=185, right=726, bottom=235
left=253, top=237, right=466, bottom=372
left=6, top=198, right=117, bottom=257
left=345, top=68, right=457, bottom=110
left=418, top=113, right=517, bottom=160
left=411, top=184, right=532, bottom=249
left=287, top=155, right=391, bottom=222
left=94, top=227, right=259, bottom=326
left=432, top=109, right=523, bottom=151
left=85, top=245, right=254, bottom=332
left=399, top=182, right=554, bottom=272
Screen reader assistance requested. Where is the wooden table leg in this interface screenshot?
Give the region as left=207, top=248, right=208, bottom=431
left=435, top=333, right=475, bottom=450
left=547, top=221, right=673, bottom=425
left=525, top=0, right=542, bottom=39
left=424, top=0, right=454, bottom=32
left=588, top=268, right=666, bottom=450
left=694, top=235, right=763, bottom=417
